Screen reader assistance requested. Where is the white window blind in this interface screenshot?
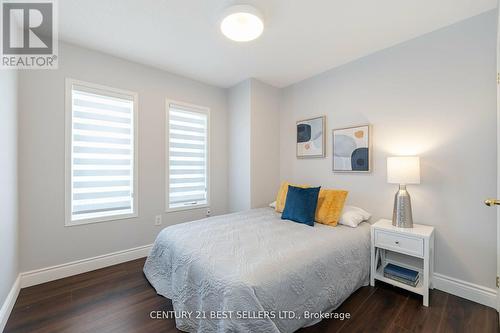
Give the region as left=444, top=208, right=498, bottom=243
left=168, top=103, right=209, bottom=210
left=66, top=80, right=137, bottom=225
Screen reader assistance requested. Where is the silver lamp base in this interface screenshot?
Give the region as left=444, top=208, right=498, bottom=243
left=392, top=184, right=413, bottom=228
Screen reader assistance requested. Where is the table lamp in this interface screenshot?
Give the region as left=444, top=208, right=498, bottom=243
left=387, top=156, right=420, bottom=228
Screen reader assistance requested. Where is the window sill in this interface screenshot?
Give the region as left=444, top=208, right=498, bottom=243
left=65, top=212, right=138, bottom=227
left=166, top=204, right=209, bottom=213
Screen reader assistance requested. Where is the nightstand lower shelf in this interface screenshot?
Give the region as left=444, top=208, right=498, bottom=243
left=374, top=259, right=424, bottom=295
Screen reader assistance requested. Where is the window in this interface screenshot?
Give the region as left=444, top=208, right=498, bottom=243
left=167, top=101, right=209, bottom=211
left=65, top=79, right=138, bottom=226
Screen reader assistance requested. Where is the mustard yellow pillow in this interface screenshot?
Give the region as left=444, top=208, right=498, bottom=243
left=315, top=189, right=348, bottom=226
left=275, top=181, right=309, bottom=213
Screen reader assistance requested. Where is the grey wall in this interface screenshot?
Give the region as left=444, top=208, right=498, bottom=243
left=18, top=42, right=228, bottom=271
left=280, top=11, right=497, bottom=288
left=250, top=80, right=281, bottom=208
left=14, top=10, right=497, bottom=292
left=228, top=79, right=281, bottom=212
left=0, top=70, right=19, bottom=303
left=228, top=80, right=251, bottom=212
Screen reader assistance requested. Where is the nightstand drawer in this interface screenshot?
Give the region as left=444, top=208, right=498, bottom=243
left=374, top=229, right=424, bottom=257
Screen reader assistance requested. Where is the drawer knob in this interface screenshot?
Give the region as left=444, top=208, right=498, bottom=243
left=395, top=241, right=399, bottom=245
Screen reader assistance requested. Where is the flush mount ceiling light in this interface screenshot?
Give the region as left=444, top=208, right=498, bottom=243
left=220, top=5, right=264, bottom=42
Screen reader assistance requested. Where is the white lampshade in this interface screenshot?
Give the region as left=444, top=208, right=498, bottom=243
left=387, top=156, right=420, bottom=184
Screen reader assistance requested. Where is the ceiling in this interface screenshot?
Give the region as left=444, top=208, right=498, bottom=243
left=59, top=0, right=497, bottom=88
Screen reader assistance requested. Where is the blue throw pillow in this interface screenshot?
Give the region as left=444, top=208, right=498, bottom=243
left=281, top=185, right=321, bottom=226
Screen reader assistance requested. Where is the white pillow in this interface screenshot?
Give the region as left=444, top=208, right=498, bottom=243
left=339, top=205, right=371, bottom=227
left=269, top=201, right=277, bottom=209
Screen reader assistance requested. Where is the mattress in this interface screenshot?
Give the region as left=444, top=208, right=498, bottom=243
left=143, top=208, right=371, bottom=333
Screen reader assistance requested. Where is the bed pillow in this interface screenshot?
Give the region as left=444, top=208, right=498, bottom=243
left=339, top=205, right=371, bottom=227
left=315, top=189, right=349, bottom=227
left=281, top=186, right=321, bottom=226
left=275, top=181, right=309, bottom=213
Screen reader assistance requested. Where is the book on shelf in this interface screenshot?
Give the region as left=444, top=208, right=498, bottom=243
left=383, top=272, right=420, bottom=287
left=384, top=263, right=419, bottom=282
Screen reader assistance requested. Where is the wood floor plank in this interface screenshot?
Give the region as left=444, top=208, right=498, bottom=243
left=4, top=258, right=499, bottom=333
left=6, top=292, right=74, bottom=332
left=440, top=293, right=468, bottom=333
left=336, top=283, right=410, bottom=333
left=441, top=293, right=499, bottom=333
left=16, top=263, right=128, bottom=308
left=393, top=289, right=448, bottom=332
left=298, top=285, right=377, bottom=333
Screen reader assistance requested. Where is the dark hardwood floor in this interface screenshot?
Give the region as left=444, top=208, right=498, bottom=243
left=5, top=258, right=499, bottom=333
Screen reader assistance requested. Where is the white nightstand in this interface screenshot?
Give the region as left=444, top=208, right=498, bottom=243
left=370, top=219, right=435, bottom=306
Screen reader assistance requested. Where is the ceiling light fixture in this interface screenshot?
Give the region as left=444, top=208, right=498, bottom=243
left=220, top=5, right=264, bottom=42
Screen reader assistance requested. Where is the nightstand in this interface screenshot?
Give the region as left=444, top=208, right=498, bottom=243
left=370, top=219, right=435, bottom=306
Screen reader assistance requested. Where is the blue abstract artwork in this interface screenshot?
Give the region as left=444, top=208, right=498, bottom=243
left=296, top=116, right=325, bottom=158
left=333, top=125, right=370, bottom=172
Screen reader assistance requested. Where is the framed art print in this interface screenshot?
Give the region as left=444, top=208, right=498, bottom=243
left=296, top=116, right=326, bottom=158
left=332, top=124, right=371, bottom=172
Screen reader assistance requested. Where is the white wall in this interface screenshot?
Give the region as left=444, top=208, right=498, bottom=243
left=280, top=11, right=497, bottom=288
left=0, top=70, right=19, bottom=303
left=228, top=80, right=251, bottom=212
left=250, top=80, right=281, bottom=208
left=18, top=42, right=228, bottom=272
left=228, top=79, right=281, bottom=212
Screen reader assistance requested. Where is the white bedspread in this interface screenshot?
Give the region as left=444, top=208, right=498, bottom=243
left=144, top=208, right=370, bottom=333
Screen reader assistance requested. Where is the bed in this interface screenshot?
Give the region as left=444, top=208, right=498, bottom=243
left=143, top=207, right=371, bottom=333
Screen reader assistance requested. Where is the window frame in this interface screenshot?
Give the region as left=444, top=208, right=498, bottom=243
left=165, top=99, right=210, bottom=213
left=65, top=78, right=139, bottom=226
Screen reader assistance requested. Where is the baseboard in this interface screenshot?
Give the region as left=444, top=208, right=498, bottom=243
left=20, top=244, right=153, bottom=288
left=433, top=273, right=497, bottom=309
left=0, top=275, right=20, bottom=332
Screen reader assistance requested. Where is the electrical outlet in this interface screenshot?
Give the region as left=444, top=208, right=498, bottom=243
left=206, top=208, right=211, bottom=217
left=154, top=215, right=162, bottom=226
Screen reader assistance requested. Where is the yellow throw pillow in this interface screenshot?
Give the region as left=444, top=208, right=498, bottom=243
left=315, top=189, right=348, bottom=226
left=275, top=181, right=309, bottom=213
